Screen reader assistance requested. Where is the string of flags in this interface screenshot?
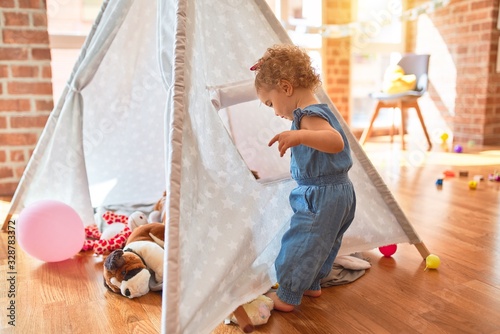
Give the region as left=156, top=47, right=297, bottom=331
left=285, top=0, right=450, bottom=39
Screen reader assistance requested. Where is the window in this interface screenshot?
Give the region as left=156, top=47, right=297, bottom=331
left=350, top=0, right=404, bottom=129
left=266, top=0, right=322, bottom=74
left=47, top=0, right=103, bottom=100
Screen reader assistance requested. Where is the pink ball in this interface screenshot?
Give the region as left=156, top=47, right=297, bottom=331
left=379, top=244, right=398, bottom=257
left=17, top=200, right=85, bottom=262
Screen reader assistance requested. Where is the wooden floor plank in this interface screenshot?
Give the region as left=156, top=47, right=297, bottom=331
left=1, top=140, right=499, bottom=333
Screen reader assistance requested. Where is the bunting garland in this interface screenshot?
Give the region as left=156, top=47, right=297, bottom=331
left=286, top=0, right=450, bottom=39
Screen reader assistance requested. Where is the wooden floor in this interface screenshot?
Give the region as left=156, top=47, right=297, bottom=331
left=1, top=137, right=499, bottom=334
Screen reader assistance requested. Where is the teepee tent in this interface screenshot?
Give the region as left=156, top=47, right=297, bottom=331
left=3, top=0, right=430, bottom=332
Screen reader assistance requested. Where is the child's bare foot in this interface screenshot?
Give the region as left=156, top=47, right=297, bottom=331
left=304, top=289, right=322, bottom=297
left=265, top=291, right=295, bottom=312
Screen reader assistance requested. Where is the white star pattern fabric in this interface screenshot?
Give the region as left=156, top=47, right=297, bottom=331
left=10, top=0, right=139, bottom=224
left=6, top=0, right=424, bottom=333
left=161, top=0, right=419, bottom=331
left=83, top=0, right=166, bottom=208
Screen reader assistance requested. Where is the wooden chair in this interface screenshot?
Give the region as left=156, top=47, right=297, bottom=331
left=359, top=54, right=432, bottom=150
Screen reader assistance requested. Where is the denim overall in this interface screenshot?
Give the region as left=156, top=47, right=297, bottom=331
left=275, top=104, right=357, bottom=305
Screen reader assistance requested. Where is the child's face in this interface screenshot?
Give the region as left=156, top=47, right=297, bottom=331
left=257, top=86, right=295, bottom=120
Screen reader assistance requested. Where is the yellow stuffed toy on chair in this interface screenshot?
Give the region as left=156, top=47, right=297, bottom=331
left=382, top=65, right=417, bottom=94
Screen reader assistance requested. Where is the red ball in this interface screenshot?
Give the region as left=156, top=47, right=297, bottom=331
left=379, top=244, right=397, bottom=257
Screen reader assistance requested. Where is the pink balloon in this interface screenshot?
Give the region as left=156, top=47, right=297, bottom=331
left=17, top=200, right=85, bottom=262
left=379, top=244, right=398, bottom=257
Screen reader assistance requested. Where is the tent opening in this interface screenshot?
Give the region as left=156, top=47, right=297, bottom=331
left=217, top=100, right=292, bottom=183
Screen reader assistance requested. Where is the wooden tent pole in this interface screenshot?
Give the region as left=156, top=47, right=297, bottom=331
left=2, top=213, right=13, bottom=231
left=233, top=305, right=254, bottom=333
left=414, top=242, right=431, bottom=260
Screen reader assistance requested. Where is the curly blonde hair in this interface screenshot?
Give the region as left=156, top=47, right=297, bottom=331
left=252, top=44, right=321, bottom=91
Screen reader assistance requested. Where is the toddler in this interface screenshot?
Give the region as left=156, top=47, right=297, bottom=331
left=251, top=44, right=356, bottom=311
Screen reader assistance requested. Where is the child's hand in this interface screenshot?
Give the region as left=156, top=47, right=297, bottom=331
left=269, top=131, right=302, bottom=157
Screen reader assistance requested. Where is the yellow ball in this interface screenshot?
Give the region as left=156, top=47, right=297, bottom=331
left=440, top=133, right=449, bottom=142
left=425, top=254, right=441, bottom=271
left=468, top=180, right=478, bottom=190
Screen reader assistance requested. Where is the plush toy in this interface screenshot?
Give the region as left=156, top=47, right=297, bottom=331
left=382, top=65, right=417, bottom=94
left=82, top=210, right=158, bottom=256
left=148, top=191, right=166, bottom=224
left=127, top=211, right=150, bottom=230
left=82, top=211, right=132, bottom=256
left=103, top=222, right=165, bottom=298
left=228, top=295, right=274, bottom=327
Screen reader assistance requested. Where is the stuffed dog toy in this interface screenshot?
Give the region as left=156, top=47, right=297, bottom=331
left=103, top=223, right=165, bottom=298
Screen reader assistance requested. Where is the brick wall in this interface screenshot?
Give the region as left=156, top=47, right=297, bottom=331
left=0, top=0, right=52, bottom=196
left=407, top=0, right=500, bottom=145
left=321, top=0, right=351, bottom=123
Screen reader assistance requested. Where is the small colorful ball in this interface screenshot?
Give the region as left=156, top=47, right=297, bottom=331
left=379, top=244, right=397, bottom=257
left=425, top=254, right=441, bottom=271
left=453, top=145, right=463, bottom=153
left=440, top=132, right=449, bottom=142
left=468, top=180, right=478, bottom=190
